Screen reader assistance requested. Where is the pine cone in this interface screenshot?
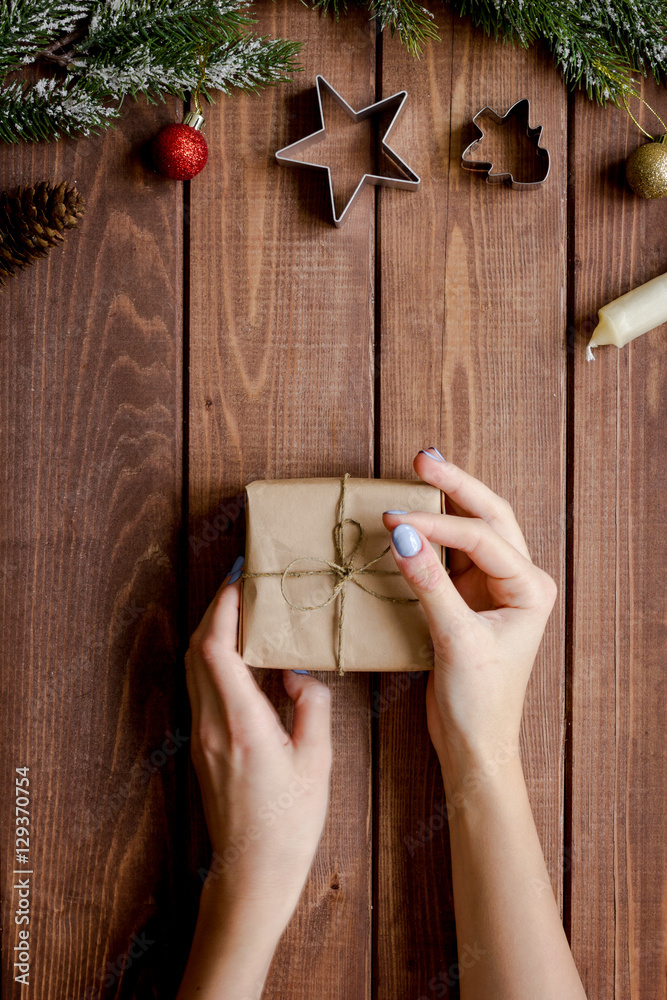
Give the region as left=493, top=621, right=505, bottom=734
left=0, top=181, right=85, bottom=285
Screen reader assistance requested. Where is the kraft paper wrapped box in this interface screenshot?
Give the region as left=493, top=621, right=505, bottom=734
left=239, top=475, right=444, bottom=673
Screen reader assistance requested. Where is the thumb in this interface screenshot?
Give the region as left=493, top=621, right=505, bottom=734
left=282, top=670, right=332, bottom=756
left=387, top=521, right=470, bottom=641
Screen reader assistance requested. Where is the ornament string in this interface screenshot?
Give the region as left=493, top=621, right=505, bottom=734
left=592, top=59, right=666, bottom=138
left=621, top=92, right=666, bottom=139
left=242, top=473, right=418, bottom=675
left=192, top=45, right=210, bottom=116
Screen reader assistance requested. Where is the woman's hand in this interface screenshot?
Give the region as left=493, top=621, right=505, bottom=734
left=177, top=562, right=332, bottom=999
left=384, top=451, right=587, bottom=1000
left=382, top=448, right=557, bottom=783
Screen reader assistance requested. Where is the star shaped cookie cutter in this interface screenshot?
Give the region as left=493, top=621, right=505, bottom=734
left=275, top=75, right=420, bottom=227
left=460, top=98, right=550, bottom=189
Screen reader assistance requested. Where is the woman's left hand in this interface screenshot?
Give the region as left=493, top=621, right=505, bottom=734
left=184, top=561, right=332, bottom=932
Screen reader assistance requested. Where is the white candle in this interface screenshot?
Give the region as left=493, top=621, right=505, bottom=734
left=586, top=271, right=667, bottom=361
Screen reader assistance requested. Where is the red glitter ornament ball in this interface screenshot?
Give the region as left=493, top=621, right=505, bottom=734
left=152, top=118, right=208, bottom=180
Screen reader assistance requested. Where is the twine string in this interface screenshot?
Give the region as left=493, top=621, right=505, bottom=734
left=243, top=473, right=417, bottom=674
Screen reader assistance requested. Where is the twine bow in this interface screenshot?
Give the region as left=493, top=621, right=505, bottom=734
left=243, top=473, right=417, bottom=674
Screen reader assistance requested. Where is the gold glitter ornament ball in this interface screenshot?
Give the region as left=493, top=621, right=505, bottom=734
left=626, top=135, right=667, bottom=199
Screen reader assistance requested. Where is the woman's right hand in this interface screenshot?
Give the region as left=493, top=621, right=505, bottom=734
left=382, top=448, right=557, bottom=785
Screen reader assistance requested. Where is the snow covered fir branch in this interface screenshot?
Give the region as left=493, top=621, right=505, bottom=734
left=0, top=0, right=301, bottom=142
left=312, top=0, right=667, bottom=99
left=1, top=0, right=666, bottom=144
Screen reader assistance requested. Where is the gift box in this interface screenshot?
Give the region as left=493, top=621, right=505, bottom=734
left=239, top=474, right=444, bottom=673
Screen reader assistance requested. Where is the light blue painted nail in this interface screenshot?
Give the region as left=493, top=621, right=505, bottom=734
left=292, top=669, right=310, bottom=675
left=226, top=555, right=245, bottom=585
left=392, top=524, right=422, bottom=557
left=384, top=509, right=408, bottom=515
left=419, top=447, right=445, bottom=462
left=428, top=446, right=446, bottom=462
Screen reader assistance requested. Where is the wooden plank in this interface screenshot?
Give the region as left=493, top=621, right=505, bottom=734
left=570, top=79, right=667, bottom=1000
left=0, top=100, right=184, bottom=997
left=377, top=12, right=568, bottom=996
left=187, top=2, right=376, bottom=997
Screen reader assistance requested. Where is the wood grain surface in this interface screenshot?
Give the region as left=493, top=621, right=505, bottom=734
left=376, top=11, right=568, bottom=997
left=1, top=3, right=665, bottom=999
left=569, top=77, right=667, bottom=1000
left=0, top=100, right=185, bottom=998
left=187, top=3, right=376, bottom=997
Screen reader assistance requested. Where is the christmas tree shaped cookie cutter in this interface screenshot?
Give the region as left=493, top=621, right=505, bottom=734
left=276, top=75, right=420, bottom=227
left=460, top=99, right=550, bottom=189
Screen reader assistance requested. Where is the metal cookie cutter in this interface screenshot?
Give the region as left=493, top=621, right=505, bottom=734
left=275, top=75, right=420, bottom=227
left=460, top=98, right=550, bottom=189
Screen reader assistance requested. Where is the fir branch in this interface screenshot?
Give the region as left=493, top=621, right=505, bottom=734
left=0, top=0, right=301, bottom=142
left=69, top=0, right=300, bottom=100
left=0, top=76, right=118, bottom=143
left=201, top=34, right=302, bottom=95
left=371, top=0, right=439, bottom=57
left=585, top=1, right=667, bottom=92
left=1, top=0, right=665, bottom=146
left=306, top=0, right=348, bottom=19
left=77, top=0, right=253, bottom=78
left=307, top=0, right=439, bottom=55
left=0, top=0, right=89, bottom=73
left=307, top=0, right=667, bottom=100
left=450, top=1, right=667, bottom=103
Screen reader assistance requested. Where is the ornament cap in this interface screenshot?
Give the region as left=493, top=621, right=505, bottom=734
left=656, top=133, right=667, bottom=145
left=183, top=111, right=205, bottom=131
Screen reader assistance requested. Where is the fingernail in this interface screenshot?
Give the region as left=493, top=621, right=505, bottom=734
left=226, top=555, right=244, bottom=585
left=384, top=509, right=408, bottom=515
left=392, top=524, right=422, bottom=557
left=419, top=447, right=445, bottom=462
left=292, top=669, right=310, bottom=675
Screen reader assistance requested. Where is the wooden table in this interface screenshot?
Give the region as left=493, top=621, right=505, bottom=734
left=2, top=4, right=666, bottom=998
